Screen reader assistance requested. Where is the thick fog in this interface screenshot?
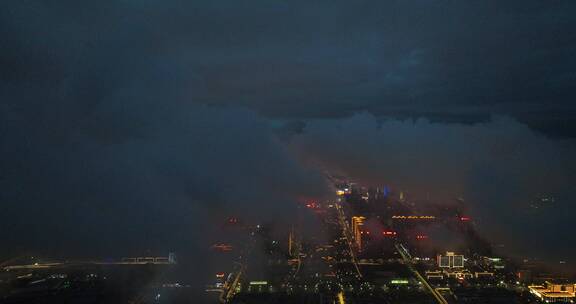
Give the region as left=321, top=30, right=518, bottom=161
left=289, top=113, right=576, bottom=263
left=1, top=0, right=575, bottom=284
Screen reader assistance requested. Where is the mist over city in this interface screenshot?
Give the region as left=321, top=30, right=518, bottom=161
left=1, top=1, right=575, bottom=303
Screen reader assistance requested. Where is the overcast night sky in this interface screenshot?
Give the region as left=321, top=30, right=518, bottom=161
left=1, top=0, right=576, bottom=279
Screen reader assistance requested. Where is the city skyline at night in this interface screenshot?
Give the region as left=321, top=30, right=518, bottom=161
left=1, top=1, right=575, bottom=303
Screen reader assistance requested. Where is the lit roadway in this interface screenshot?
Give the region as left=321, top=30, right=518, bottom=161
left=334, top=202, right=362, bottom=278
left=395, top=243, right=448, bottom=304
left=218, top=227, right=257, bottom=303
left=220, top=262, right=245, bottom=303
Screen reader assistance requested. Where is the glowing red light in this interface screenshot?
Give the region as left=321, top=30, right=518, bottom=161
left=460, top=216, right=470, bottom=221
left=305, top=202, right=319, bottom=209
left=212, top=244, right=233, bottom=252
left=382, top=231, right=397, bottom=236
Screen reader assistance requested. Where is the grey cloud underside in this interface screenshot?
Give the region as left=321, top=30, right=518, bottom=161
left=2, top=1, right=576, bottom=136
left=0, top=103, right=328, bottom=255
left=1, top=0, right=576, bottom=268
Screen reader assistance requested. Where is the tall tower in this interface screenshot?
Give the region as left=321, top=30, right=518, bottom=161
left=351, top=216, right=366, bottom=251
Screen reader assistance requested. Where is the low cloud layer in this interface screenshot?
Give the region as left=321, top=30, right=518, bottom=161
left=289, top=113, right=576, bottom=262
left=0, top=100, right=329, bottom=258
left=1, top=0, right=575, bottom=283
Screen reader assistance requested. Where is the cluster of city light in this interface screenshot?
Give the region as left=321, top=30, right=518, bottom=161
left=209, top=179, right=571, bottom=302
left=529, top=282, right=576, bottom=302
left=391, top=215, right=435, bottom=219
left=336, top=187, right=351, bottom=196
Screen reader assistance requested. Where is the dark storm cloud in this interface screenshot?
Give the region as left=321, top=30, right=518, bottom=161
left=3, top=1, right=575, bottom=125
left=288, top=113, right=576, bottom=264
left=0, top=100, right=329, bottom=253
left=1, top=0, right=575, bottom=274
left=0, top=0, right=332, bottom=258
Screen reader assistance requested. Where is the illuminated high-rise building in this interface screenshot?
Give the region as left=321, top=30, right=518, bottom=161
left=453, top=255, right=464, bottom=268
left=439, top=255, right=450, bottom=268
left=168, top=252, right=176, bottom=264
left=351, top=216, right=366, bottom=251
left=437, top=252, right=464, bottom=268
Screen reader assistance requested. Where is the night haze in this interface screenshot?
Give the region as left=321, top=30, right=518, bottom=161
left=1, top=1, right=576, bottom=303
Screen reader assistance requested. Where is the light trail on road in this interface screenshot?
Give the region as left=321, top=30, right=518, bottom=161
left=395, top=243, right=448, bottom=304
left=337, top=291, right=346, bottom=304
left=335, top=203, right=362, bottom=278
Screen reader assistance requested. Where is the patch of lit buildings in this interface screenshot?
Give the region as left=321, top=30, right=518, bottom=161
left=529, top=282, right=576, bottom=303
left=351, top=216, right=366, bottom=251
left=424, top=252, right=496, bottom=281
